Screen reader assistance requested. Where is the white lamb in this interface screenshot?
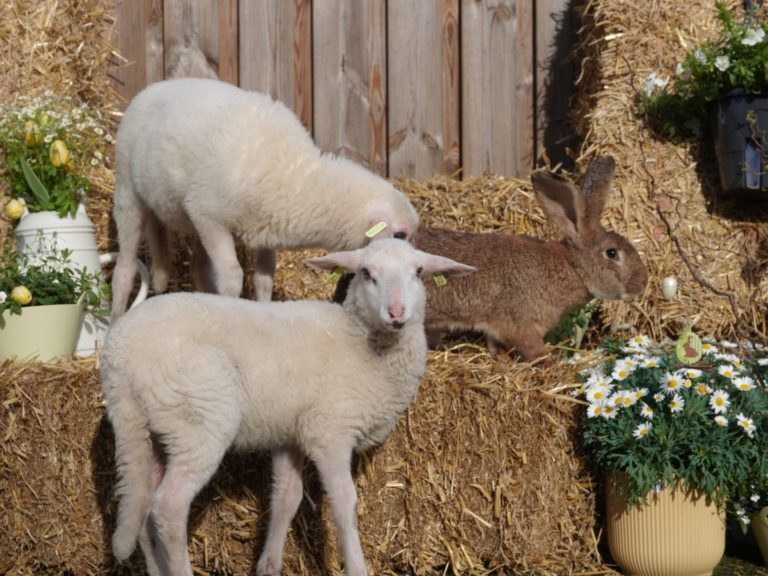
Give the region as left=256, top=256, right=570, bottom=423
left=110, top=77, right=419, bottom=318
left=101, top=238, right=475, bottom=576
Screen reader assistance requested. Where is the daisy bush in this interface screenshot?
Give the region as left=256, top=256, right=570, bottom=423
left=639, top=0, right=768, bottom=139
left=572, top=333, right=768, bottom=527
left=0, top=91, right=111, bottom=218
left=0, top=232, right=108, bottom=318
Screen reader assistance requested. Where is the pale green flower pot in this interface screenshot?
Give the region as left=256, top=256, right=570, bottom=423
left=0, top=298, right=85, bottom=362
left=752, top=506, right=768, bottom=566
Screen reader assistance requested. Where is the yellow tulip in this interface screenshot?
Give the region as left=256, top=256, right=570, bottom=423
left=24, top=121, right=42, bottom=146
left=3, top=198, right=25, bottom=220
left=10, top=285, right=33, bottom=306
left=49, top=139, right=69, bottom=168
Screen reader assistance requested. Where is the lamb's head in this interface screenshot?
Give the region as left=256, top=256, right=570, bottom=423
left=307, top=238, right=475, bottom=332
left=363, top=189, right=420, bottom=243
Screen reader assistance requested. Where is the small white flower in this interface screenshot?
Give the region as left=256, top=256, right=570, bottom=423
left=720, top=340, right=739, bottom=349
left=742, top=27, right=766, bottom=46
left=751, top=494, right=761, bottom=503
left=633, top=422, right=652, bottom=439
left=612, top=358, right=636, bottom=381
left=641, top=72, right=668, bottom=96
left=601, top=404, right=618, bottom=419
left=668, top=393, right=685, bottom=413
left=701, top=341, right=719, bottom=354
left=694, top=49, right=707, bottom=64
left=642, top=356, right=662, bottom=369
left=694, top=382, right=712, bottom=396
left=640, top=402, right=654, bottom=420
left=733, top=376, right=755, bottom=391
left=587, top=402, right=606, bottom=419
left=714, top=55, right=730, bottom=71
left=0, top=291, right=6, bottom=303
left=683, top=368, right=703, bottom=379
left=737, top=413, right=756, bottom=438
left=758, top=358, right=768, bottom=366
left=586, top=384, right=611, bottom=403
left=626, top=335, right=651, bottom=349
left=675, top=62, right=690, bottom=79
left=714, top=415, right=729, bottom=427
left=661, top=372, right=684, bottom=394
left=710, top=390, right=730, bottom=414
left=717, top=364, right=739, bottom=379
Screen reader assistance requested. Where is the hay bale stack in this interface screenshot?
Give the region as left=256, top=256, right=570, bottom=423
left=571, top=0, right=768, bottom=342
left=0, top=355, right=598, bottom=576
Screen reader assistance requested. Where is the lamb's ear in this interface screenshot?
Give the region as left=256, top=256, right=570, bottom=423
left=530, top=168, right=584, bottom=245
left=418, top=252, right=476, bottom=277
left=580, top=155, right=615, bottom=228
left=305, top=249, right=362, bottom=272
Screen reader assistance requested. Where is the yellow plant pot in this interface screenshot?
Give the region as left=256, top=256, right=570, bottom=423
left=0, top=299, right=85, bottom=362
left=606, top=474, right=725, bottom=576
left=752, top=506, right=768, bottom=566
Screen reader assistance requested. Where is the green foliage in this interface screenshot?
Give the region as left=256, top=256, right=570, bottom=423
left=571, top=333, right=768, bottom=526
left=0, top=92, right=110, bottom=218
left=0, top=232, right=109, bottom=317
left=545, top=299, right=599, bottom=350
left=640, top=1, right=768, bottom=139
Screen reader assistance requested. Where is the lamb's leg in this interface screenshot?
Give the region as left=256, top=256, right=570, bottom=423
left=314, top=450, right=367, bottom=576
left=144, top=212, right=172, bottom=294
left=190, top=237, right=217, bottom=293
left=188, top=215, right=243, bottom=297
left=111, top=185, right=145, bottom=319
left=256, top=448, right=305, bottom=576
left=253, top=247, right=276, bottom=301
left=137, top=437, right=168, bottom=576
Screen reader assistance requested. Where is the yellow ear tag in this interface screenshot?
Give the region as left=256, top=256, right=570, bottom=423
left=433, top=273, right=447, bottom=287
left=328, top=267, right=346, bottom=283
left=365, top=221, right=388, bottom=238
left=675, top=327, right=702, bottom=365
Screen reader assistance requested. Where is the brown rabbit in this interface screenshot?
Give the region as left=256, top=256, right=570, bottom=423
left=413, top=155, right=647, bottom=360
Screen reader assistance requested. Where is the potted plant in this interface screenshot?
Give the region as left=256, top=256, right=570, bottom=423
left=639, top=1, right=768, bottom=197
left=0, top=232, right=109, bottom=362
left=571, top=333, right=768, bottom=575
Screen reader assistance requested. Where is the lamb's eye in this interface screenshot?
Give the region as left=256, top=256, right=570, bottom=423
left=605, top=248, right=619, bottom=260
left=361, top=267, right=372, bottom=281
left=416, top=266, right=423, bottom=276
left=394, top=231, right=407, bottom=240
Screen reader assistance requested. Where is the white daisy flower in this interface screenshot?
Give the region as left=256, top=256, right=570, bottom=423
left=587, top=402, right=605, bottom=419
left=641, top=356, right=662, bottom=369
left=653, top=392, right=665, bottom=403
left=640, top=402, right=654, bottom=420
left=710, top=390, right=730, bottom=414
left=626, top=334, right=651, bottom=349
left=612, top=359, right=636, bottom=381
left=742, top=27, right=766, bottom=46
left=634, top=387, right=649, bottom=400
left=737, top=413, right=756, bottom=438
left=719, top=340, right=739, bottom=349
left=717, top=364, right=739, bottom=379
left=633, top=422, right=652, bottom=439
left=641, top=72, right=668, bottom=96
left=601, top=404, right=618, bottom=420
left=733, top=376, right=755, bottom=391
left=669, top=393, right=685, bottom=413
left=694, top=382, right=712, bottom=396
left=751, top=494, right=761, bottom=503
left=618, top=391, right=637, bottom=408
left=714, top=415, right=728, bottom=427
left=682, top=368, right=703, bottom=379
left=714, top=55, right=730, bottom=71
left=0, top=291, right=6, bottom=304
left=694, top=49, right=707, bottom=63
left=701, top=342, right=719, bottom=354
left=586, top=384, right=611, bottom=404
left=661, top=372, right=684, bottom=394
left=758, top=358, right=768, bottom=366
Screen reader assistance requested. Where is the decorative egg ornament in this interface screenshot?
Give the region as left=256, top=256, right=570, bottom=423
left=661, top=276, right=678, bottom=300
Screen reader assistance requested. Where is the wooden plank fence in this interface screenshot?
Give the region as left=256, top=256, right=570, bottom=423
left=110, top=0, right=577, bottom=180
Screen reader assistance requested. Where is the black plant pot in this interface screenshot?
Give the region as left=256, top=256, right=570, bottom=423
left=712, top=91, right=768, bottom=198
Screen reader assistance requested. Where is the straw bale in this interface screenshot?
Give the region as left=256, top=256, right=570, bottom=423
left=0, top=354, right=600, bottom=576
left=571, top=0, right=768, bottom=343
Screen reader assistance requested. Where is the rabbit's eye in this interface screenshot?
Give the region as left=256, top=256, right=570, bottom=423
left=605, top=248, right=619, bottom=260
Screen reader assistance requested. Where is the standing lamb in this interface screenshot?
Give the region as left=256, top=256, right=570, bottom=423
left=110, top=77, right=419, bottom=318
left=101, top=238, right=475, bottom=576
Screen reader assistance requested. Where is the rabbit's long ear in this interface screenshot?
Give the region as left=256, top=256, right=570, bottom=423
left=530, top=169, right=584, bottom=245
left=580, top=155, right=615, bottom=228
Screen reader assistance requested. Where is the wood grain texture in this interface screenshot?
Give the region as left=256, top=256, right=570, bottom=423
left=461, top=0, right=534, bottom=177
left=110, top=0, right=148, bottom=106
left=388, top=0, right=460, bottom=179
left=239, top=0, right=312, bottom=129
left=313, top=0, right=387, bottom=175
